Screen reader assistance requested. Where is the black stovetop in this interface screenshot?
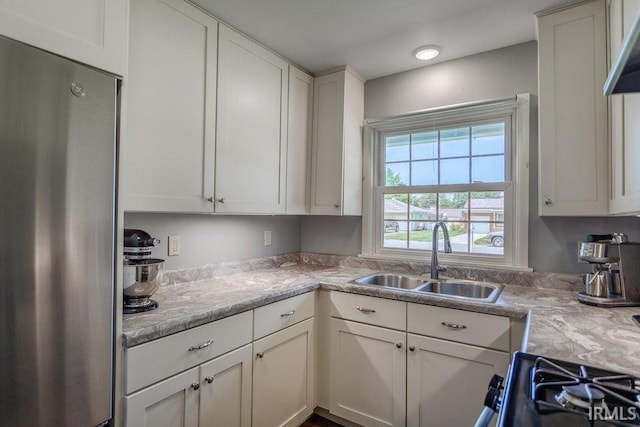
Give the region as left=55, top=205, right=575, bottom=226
left=498, top=352, right=640, bottom=427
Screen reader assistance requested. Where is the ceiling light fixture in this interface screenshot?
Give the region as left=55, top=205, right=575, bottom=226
left=414, top=45, right=441, bottom=61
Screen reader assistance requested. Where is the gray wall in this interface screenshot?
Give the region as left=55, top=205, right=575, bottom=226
left=125, top=213, right=301, bottom=270
left=300, top=216, right=362, bottom=255
left=364, top=41, right=538, bottom=120
left=302, top=41, right=640, bottom=274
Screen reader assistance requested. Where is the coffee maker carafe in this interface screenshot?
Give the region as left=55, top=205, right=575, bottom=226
left=578, top=233, right=640, bottom=307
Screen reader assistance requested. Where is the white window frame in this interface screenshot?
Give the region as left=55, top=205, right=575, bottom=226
left=361, top=95, right=530, bottom=270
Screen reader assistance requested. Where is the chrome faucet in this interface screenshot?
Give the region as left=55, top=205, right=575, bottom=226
left=431, top=221, right=453, bottom=279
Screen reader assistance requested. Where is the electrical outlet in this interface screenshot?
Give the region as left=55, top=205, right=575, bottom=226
left=168, top=235, right=180, bottom=256
left=264, top=230, right=272, bottom=246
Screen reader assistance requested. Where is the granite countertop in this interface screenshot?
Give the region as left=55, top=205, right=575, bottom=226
left=122, top=263, right=640, bottom=377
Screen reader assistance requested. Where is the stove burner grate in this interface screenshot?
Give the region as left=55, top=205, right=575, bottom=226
left=529, top=357, right=640, bottom=425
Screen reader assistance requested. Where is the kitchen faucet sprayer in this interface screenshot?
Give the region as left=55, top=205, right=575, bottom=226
left=431, top=221, right=452, bottom=280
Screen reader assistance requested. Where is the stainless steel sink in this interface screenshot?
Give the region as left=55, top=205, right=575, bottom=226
left=417, top=279, right=503, bottom=303
left=350, top=273, right=503, bottom=303
left=351, top=273, right=427, bottom=290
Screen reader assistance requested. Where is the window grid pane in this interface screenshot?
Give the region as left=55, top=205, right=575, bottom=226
left=384, top=121, right=506, bottom=188
left=380, top=187, right=506, bottom=255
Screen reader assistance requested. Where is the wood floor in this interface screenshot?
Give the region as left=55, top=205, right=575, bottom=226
left=301, top=414, right=344, bottom=427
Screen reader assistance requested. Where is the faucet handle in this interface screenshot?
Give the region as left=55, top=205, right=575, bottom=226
left=437, top=265, right=448, bottom=273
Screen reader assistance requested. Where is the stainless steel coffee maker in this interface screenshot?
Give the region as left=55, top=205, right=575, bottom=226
left=578, top=233, right=640, bottom=307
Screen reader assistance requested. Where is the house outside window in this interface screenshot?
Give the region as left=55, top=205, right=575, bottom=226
left=361, top=95, right=531, bottom=269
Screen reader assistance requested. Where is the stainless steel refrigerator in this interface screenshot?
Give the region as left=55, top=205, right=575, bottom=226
left=0, top=35, right=116, bottom=426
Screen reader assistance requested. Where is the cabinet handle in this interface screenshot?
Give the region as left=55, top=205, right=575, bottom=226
left=188, top=339, right=214, bottom=351
left=206, top=196, right=214, bottom=203
left=204, top=376, right=214, bottom=384
left=217, top=197, right=226, bottom=204
left=356, top=306, right=376, bottom=313
left=256, top=352, right=264, bottom=359
left=395, top=342, right=403, bottom=349
left=280, top=310, right=296, bottom=317
left=409, top=345, right=416, bottom=352
left=544, top=198, right=553, bottom=206
left=441, top=322, right=467, bottom=330
left=191, top=382, right=200, bottom=391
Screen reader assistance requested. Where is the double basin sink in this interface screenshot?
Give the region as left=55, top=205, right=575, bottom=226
left=349, top=273, right=503, bottom=303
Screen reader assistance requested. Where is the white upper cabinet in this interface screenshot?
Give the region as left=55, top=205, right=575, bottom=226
left=0, top=0, right=127, bottom=76
left=215, top=24, right=288, bottom=214
left=286, top=65, right=313, bottom=214
left=311, top=67, right=365, bottom=216
left=537, top=0, right=609, bottom=216
left=123, top=0, right=217, bottom=213
left=609, top=0, right=640, bottom=215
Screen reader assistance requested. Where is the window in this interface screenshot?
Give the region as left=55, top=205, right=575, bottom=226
left=362, top=96, right=530, bottom=269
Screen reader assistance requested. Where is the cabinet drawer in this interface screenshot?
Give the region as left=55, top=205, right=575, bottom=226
left=407, top=303, right=509, bottom=351
left=330, top=291, right=406, bottom=330
left=126, top=311, right=253, bottom=394
left=254, top=292, right=315, bottom=340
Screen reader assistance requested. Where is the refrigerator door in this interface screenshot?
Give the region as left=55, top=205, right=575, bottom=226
left=0, top=36, right=115, bottom=426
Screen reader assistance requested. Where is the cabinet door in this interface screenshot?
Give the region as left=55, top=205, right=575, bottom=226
left=310, top=68, right=364, bottom=216
left=286, top=65, right=313, bottom=214
left=330, top=318, right=406, bottom=427
left=216, top=24, right=288, bottom=214
left=253, top=318, right=314, bottom=427
left=311, top=71, right=345, bottom=215
left=538, top=0, right=608, bottom=215
left=125, top=367, right=200, bottom=427
left=0, top=0, right=126, bottom=76
left=406, top=334, right=509, bottom=427
left=200, top=344, right=253, bottom=427
left=124, top=0, right=217, bottom=213
left=609, top=0, right=640, bottom=214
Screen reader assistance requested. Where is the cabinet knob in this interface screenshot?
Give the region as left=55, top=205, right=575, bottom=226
left=217, top=197, right=226, bottom=204
left=409, top=345, right=416, bottom=352
left=204, top=376, right=214, bottom=384
left=544, top=198, right=553, bottom=206
left=256, top=352, right=264, bottom=359
left=395, top=342, right=403, bottom=349
left=206, top=196, right=214, bottom=203
left=191, top=382, right=200, bottom=391
left=334, top=203, right=340, bottom=208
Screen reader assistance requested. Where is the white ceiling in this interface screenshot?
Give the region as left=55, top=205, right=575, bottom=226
left=192, top=0, right=574, bottom=80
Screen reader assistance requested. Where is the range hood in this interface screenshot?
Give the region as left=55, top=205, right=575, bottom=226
left=604, top=10, right=640, bottom=94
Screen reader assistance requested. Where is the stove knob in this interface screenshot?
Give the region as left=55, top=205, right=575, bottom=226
left=488, top=374, right=504, bottom=390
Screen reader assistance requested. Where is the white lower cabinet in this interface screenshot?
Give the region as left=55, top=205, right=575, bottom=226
left=253, top=318, right=315, bottom=427
left=124, top=294, right=317, bottom=427
left=125, top=344, right=253, bottom=427
left=125, top=367, right=200, bottom=427
left=330, top=318, right=406, bottom=427
left=326, top=292, right=511, bottom=427
left=200, top=345, right=253, bottom=427
left=124, top=312, right=253, bottom=427
left=406, top=334, right=509, bottom=427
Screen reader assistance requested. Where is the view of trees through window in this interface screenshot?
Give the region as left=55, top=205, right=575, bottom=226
left=380, top=122, right=507, bottom=255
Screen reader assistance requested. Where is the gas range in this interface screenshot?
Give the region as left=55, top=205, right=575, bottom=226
left=479, top=352, right=640, bottom=427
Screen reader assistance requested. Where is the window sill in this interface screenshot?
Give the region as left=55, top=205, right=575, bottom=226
left=357, top=252, right=533, bottom=272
